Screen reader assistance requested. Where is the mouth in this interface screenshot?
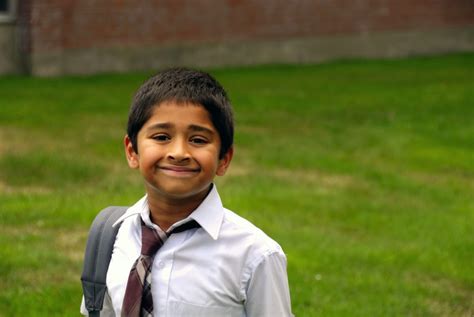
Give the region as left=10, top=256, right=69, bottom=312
left=158, top=166, right=200, bottom=177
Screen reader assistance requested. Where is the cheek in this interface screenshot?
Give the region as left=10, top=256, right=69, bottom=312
left=139, top=146, right=163, bottom=166
left=194, top=151, right=219, bottom=169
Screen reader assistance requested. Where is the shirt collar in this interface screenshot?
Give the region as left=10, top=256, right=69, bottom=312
left=112, top=195, right=147, bottom=227
left=112, top=184, right=224, bottom=240
left=182, top=184, right=224, bottom=240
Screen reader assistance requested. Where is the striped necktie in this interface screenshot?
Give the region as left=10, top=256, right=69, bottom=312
left=121, top=219, right=200, bottom=317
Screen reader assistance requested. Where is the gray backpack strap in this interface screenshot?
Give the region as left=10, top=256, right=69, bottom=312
left=81, top=206, right=128, bottom=316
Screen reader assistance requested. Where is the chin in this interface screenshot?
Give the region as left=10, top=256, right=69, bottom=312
left=157, top=185, right=209, bottom=199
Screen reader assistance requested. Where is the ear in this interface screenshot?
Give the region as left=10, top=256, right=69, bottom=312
left=124, top=135, right=140, bottom=169
left=216, top=146, right=234, bottom=176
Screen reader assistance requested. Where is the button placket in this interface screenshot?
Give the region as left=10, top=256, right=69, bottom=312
left=153, top=256, right=168, bottom=315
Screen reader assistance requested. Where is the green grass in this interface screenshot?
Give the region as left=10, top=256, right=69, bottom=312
left=1, top=53, right=473, bottom=316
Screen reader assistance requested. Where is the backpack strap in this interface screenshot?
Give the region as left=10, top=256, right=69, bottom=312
left=81, top=206, right=128, bottom=316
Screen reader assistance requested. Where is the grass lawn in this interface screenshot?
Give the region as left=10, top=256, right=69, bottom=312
left=0, top=53, right=473, bottom=316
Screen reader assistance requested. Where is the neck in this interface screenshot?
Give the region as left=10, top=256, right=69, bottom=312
left=146, top=187, right=211, bottom=231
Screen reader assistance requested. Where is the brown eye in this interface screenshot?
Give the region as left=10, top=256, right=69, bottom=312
left=153, top=134, right=170, bottom=142
left=190, top=137, right=208, bottom=145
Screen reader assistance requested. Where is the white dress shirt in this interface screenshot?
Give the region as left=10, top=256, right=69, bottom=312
left=81, top=185, right=293, bottom=316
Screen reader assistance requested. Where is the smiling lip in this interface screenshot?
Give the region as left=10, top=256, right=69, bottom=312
left=158, top=166, right=200, bottom=177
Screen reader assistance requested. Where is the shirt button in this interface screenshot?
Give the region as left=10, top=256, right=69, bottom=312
left=157, top=261, right=165, bottom=269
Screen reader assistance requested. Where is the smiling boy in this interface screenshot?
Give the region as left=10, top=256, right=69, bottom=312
left=80, top=68, right=293, bottom=316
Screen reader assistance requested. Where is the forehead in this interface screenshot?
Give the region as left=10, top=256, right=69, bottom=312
left=144, top=100, right=215, bottom=130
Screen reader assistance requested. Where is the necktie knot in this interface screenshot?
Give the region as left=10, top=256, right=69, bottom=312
left=140, top=223, right=164, bottom=256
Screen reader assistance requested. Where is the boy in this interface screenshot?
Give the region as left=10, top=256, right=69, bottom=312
left=80, top=68, right=293, bottom=316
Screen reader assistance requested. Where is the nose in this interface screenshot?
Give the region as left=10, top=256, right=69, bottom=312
left=167, top=138, right=190, bottom=162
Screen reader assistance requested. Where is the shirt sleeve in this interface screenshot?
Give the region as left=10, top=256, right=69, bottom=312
left=243, top=250, right=294, bottom=317
left=80, top=291, right=116, bottom=316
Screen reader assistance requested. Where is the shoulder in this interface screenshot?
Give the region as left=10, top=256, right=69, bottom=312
left=220, top=208, right=289, bottom=303
left=220, top=208, right=285, bottom=260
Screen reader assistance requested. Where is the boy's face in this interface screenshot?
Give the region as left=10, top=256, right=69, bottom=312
left=125, top=101, right=232, bottom=202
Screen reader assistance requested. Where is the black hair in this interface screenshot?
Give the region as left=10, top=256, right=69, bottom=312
left=127, top=67, right=234, bottom=159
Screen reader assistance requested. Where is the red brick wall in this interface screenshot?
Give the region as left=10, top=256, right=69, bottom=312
left=28, top=0, right=474, bottom=53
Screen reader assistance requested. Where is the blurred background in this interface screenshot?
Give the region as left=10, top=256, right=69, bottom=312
left=0, top=0, right=473, bottom=76
left=0, top=1, right=473, bottom=316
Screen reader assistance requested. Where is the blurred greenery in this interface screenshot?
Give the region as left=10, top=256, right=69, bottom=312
left=0, top=53, right=473, bottom=316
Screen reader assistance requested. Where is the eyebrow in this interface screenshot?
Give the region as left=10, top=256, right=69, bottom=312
left=146, top=122, right=214, bottom=134
left=188, top=124, right=215, bottom=135
left=146, top=123, right=172, bottom=131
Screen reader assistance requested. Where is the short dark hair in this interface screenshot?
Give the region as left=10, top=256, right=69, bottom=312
left=127, top=68, right=234, bottom=159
